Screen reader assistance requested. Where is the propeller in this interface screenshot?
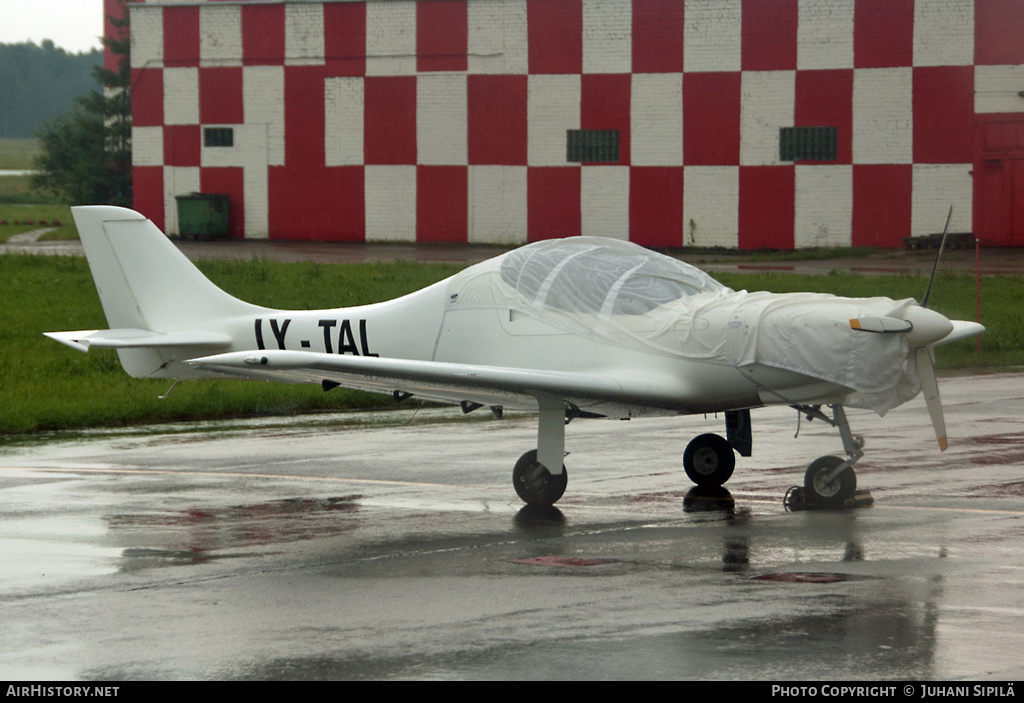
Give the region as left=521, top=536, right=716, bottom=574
left=848, top=206, right=983, bottom=452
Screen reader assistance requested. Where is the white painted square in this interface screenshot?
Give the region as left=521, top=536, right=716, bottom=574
left=163, top=67, right=199, bottom=125
left=632, top=74, right=683, bottom=167
left=583, top=0, right=632, bottom=74
left=469, top=166, right=528, bottom=244
left=365, top=165, right=417, bottom=242
left=911, top=164, right=972, bottom=238
left=852, top=67, right=912, bottom=165
left=582, top=167, right=630, bottom=239
left=130, top=6, right=163, bottom=69
left=132, top=126, right=163, bottom=167
left=683, top=166, right=739, bottom=248
left=417, top=75, right=468, bottom=166
left=741, top=71, right=795, bottom=166
left=244, top=66, right=285, bottom=167
left=975, top=65, right=1024, bottom=114
left=528, top=74, right=581, bottom=167
left=200, top=4, right=242, bottom=67
left=325, top=77, right=365, bottom=167
left=684, top=0, right=742, bottom=73
left=797, top=0, right=853, bottom=70
left=468, top=0, right=528, bottom=75
left=285, top=3, right=324, bottom=66
left=366, top=1, right=417, bottom=76
left=914, top=0, right=973, bottom=67
left=794, top=165, right=852, bottom=248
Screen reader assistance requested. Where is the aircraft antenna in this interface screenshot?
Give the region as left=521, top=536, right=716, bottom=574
left=921, top=205, right=953, bottom=309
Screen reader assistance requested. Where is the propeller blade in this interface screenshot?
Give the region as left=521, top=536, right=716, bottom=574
left=916, top=346, right=948, bottom=452
left=849, top=316, right=912, bottom=333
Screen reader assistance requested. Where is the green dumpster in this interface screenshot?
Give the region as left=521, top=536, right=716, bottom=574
left=175, top=193, right=230, bottom=240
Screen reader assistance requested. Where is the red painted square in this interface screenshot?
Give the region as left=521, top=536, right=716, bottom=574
left=632, top=0, right=684, bottom=73
left=242, top=4, right=285, bottom=66
left=164, top=6, right=199, bottom=68
left=164, top=124, right=201, bottom=167
left=976, top=0, right=1024, bottom=65
left=103, top=0, right=128, bottom=73
left=325, top=1, right=366, bottom=76
left=795, top=70, right=852, bottom=164
left=284, top=66, right=326, bottom=166
left=269, top=166, right=365, bottom=241
left=132, top=166, right=164, bottom=231
left=630, top=168, right=683, bottom=247
left=739, top=166, right=794, bottom=250
left=854, top=0, right=913, bottom=68
left=742, top=0, right=797, bottom=71
left=418, top=0, right=468, bottom=72
left=913, top=66, right=974, bottom=164
left=528, top=0, right=582, bottom=74
left=200, top=167, right=245, bottom=239
left=418, top=166, right=468, bottom=243
left=199, top=67, right=244, bottom=125
left=852, top=164, right=911, bottom=248
left=582, top=74, right=631, bottom=165
left=364, top=77, right=417, bottom=165
left=469, top=75, right=528, bottom=166
left=132, top=68, right=163, bottom=127
left=683, top=73, right=741, bottom=166
left=528, top=167, right=581, bottom=241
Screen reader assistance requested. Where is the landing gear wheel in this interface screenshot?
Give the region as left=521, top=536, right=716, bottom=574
left=683, top=433, right=736, bottom=487
left=513, top=450, right=568, bottom=507
left=804, top=455, right=857, bottom=506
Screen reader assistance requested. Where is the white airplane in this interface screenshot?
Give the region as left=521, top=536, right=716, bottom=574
left=48, top=206, right=984, bottom=508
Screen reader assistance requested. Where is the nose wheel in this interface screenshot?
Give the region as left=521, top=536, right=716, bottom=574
left=803, top=455, right=857, bottom=506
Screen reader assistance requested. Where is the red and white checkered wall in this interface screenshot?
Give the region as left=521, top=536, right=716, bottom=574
left=121, top=0, right=1024, bottom=247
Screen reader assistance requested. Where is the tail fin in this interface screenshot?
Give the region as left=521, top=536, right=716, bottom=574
left=49, top=206, right=261, bottom=378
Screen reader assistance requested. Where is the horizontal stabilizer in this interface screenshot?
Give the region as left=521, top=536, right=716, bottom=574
left=45, top=328, right=232, bottom=353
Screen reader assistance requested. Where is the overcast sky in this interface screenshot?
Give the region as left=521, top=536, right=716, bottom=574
left=1, top=1, right=106, bottom=54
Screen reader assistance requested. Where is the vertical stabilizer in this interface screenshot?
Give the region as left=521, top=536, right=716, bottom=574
left=68, top=206, right=262, bottom=377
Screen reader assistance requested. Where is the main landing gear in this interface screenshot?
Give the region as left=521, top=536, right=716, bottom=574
left=512, top=394, right=569, bottom=508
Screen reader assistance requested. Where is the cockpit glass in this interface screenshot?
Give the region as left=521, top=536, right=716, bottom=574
left=500, top=238, right=725, bottom=315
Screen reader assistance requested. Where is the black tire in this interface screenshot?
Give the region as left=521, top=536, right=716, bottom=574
left=803, top=455, right=857, bottom=506
left=513, top=450, right=568, bottom=507
left=683, top=433, right=736, bottom=487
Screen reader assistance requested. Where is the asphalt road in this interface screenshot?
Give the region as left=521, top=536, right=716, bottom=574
left=1, top=372, right=1022, bottom=681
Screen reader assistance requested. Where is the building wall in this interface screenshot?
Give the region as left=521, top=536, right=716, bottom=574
left=125, top=0, right=1024, bottom=247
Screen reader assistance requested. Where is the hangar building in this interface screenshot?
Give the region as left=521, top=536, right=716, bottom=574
left=112, top=0, right=1024, bottom=248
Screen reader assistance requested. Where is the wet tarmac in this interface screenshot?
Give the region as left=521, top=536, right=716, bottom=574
left=1, top=373, right=1023, bottom=680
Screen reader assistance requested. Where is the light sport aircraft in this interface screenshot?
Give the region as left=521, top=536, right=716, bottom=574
left=48, top=206, right=984, bottom=507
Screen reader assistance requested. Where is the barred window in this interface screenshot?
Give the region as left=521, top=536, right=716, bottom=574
left=204, top=127, right=234, bottom=148
left=780, top=126, right=837, bottom=161
left=567, top=129, right=620, bottom=163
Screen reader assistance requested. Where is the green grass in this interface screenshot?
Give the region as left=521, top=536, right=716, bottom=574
left=0, top=254, right=463, bottom=435
left=0, top=204, right=77, bottom=241
left=0, top=138, right=40, bottom=170
left=0, top=254, right=1018, bottom=437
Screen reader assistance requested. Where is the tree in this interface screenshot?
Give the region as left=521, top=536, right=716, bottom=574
left=32, top=6, right=131, bottom=206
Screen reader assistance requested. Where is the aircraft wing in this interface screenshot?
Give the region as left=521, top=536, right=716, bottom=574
left=187, top=350, right=677, bottom=411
